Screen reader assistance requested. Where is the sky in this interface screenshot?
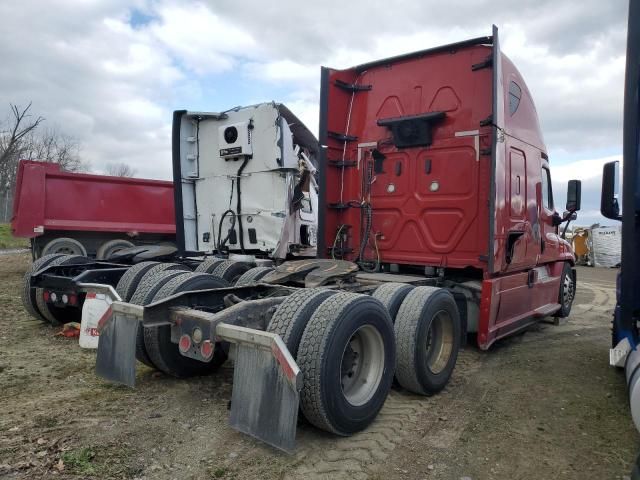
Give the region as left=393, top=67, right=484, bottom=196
left=0, top=0, right=629, bottom=226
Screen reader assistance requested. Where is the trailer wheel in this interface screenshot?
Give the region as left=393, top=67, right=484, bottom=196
left=372, top=282, right=416, bottom=321
left=115, top=261, right=160, bottom=301
left=267, top=288, right=337, bottom=357
left=96, top=239, right=135, bottom=260
left=130, top=268, right=191, bottom=368
left=235, top=267, right=274, bottom=286
left=297, top=292, right=395, bottom=435
left=22, top=253, right=66, bottom=321
left=41, top=237, right=87, bottom=257
left=395, top=286, right=461, bottom=395
left=212, top=260, right=252, bottom=284
left=34, top=255, right=90, bottom=325
left=554, top=263, right=576, bottom=318
left=144, top=273, right=230, bottom=377
left=194, top=257, right=225, bottom=274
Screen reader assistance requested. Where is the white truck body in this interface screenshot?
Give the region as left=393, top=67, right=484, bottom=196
left=175, top=103, right=319, bottom=259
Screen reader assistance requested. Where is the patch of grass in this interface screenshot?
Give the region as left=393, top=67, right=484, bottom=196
left=208, top=466, right=228, bottom=478
left=62, top=447, right=97, bottom=475
left=0, top=224, right=29, bottom=250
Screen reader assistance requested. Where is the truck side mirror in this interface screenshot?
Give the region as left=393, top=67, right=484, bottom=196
left=566, top=180, right=581, bottom=212
left=600, top=161, right=621, bottom=220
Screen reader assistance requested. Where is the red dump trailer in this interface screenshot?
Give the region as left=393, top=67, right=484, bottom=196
left=11, top=160, right=175, bottom=259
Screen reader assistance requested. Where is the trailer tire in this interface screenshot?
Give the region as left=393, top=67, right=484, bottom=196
left=22, top=253, right=67, bottom=321
left=194, top=257, right=225, bottom=274
left=115, top=261, right=160, bottom=301
left=212, top=260, right=252, bottom=284
left=130, top=268, right=191, bottom=368
left=96, top=239, right=135, bottom=260
left=297, top=292, right=395, bottom=435
left=34, top=255, right=91, bottom=325
left=395, top=287, right=460, bottom=395
left=144, top=273, right=230, bottom=377
left=235, top=267, right=274, bottom=286
left=554, top=262, right=576, bottom=318
left=372, top=283, right=416, bottom=321
left=267, top=288, right=337, bottom=357
left=41, top=237, right=87, bottom=257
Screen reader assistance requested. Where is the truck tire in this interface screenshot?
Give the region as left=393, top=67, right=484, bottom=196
left=235, top=266, right=274, bottom=286
left=130, top=269, right=191, bottom=368
left=41, top=237, right=87, bottom=257
left=212, top=260, right=252, bottom=284
left=115, top=261, right=160, bottom=302
left=144, top=273, right=230, bottom=377
left=554, top=262, right=576, bottom=318
left=96, top=239, right=135, bottom=260
left=297, top=292, right=395, bottom=435
left=194, top=257, right=225, bottom=273
left=22, top=253, right=66, bottom=321
left=34, top=255, right=90, bottom=325
left=129, top=263, right=191, bottom=305
left=372, top=283, right=416, bottom=321
left=395, top=286, right=461, bottom=395
left=267, top=289, right=337, bottom=357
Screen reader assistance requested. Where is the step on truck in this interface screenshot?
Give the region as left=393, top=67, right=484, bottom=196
left=11, top=160, right=176, bottom=259
left=21, top=102, right=319, bottom=326
left=24, top=28, right=581, bottom=452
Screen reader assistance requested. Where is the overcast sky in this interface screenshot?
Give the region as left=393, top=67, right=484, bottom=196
left=0, top=0, right=628, bottom=225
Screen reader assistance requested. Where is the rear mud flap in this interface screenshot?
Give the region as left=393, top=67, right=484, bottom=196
left=217, top=324, right=301, bottom=453
left=96, top=305, right=142, bottom=387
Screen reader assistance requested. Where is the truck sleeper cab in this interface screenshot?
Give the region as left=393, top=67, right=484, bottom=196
left=319, top=25, right=580, bottom=349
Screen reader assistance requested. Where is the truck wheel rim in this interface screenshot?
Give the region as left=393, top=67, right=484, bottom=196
left=425, top=310, right=454, bottom=375
left=563, top=274, right=575, bottom=309
left=340, top=325, right=385, bottom=406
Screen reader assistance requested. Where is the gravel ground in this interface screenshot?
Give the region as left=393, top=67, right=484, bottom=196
left=0, top=254, right=637, bottom=479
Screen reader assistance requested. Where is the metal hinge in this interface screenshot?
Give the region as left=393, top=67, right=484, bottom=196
left=335, top=79, right=372, bottom=92
left=480, top=114, right=493, bottom=127
left=328, top=160, right=357, bottom=168
left=328, top=131, right=358, bottom=142
left=472, top=55, right=493, bottom=71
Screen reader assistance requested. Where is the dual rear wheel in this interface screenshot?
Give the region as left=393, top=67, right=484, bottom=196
left=266, top=283, right=461, bottom=435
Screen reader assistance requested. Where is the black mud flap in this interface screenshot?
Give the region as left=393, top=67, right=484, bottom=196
left=96, top=308, right=140, bottom=387
left=218, top=324, right=301, bottom=453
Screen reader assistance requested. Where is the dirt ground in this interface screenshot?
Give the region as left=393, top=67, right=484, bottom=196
left=0, top=253, right=638, bottom=479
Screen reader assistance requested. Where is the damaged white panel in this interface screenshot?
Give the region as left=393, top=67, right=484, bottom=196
left=178, top=103, right=318, bottom=259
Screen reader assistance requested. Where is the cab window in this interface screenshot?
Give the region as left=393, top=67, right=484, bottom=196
left=541, top=166, right=554, bottom=210
left=509, top=81, right=521, bottom=115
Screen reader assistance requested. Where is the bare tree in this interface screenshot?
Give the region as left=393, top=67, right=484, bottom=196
left=105, top=162, right=136, bottom=177
left=20, top=127, right=86, bottom=172
left=0, top=103, right=43, bottom=191
left=0, top=102, right=88, bottom=221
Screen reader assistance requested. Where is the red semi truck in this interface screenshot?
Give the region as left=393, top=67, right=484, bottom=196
left=11, top=160, right=176, bottom=259
left=23, top=27, right=582, bottom=452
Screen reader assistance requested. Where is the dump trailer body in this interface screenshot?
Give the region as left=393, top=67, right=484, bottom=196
left=319, top=28, right=576, bottom=348
left=12, top=160, right=176, bottom=257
